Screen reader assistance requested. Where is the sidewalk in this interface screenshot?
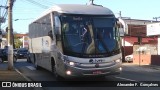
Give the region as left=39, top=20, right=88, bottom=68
left=0, top=62, right=27, bottom=81
left=122, top=62, right=160, bottom=71
left=0, top=62, right=42, bottom=90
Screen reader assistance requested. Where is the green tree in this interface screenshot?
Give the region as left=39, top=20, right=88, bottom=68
left=14, top=35, right=22, bottom=48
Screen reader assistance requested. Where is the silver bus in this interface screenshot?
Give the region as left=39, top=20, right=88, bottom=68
left=28, top=4, right=122, bottom=79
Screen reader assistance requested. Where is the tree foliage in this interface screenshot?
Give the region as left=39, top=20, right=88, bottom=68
left=14, top=35, right=22, bottom=48
left=3, top=33, right=24, bottom=48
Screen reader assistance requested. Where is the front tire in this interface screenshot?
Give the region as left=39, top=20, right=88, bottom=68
left=13, top=56, right=17, bottom=63
left=0, top=58, right=3, bottom=63
left=27, top=56, right=31, bottom=63
left=51, top=58, right=63, bottom=80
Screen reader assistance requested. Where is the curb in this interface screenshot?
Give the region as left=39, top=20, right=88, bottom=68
left=15, top=68, right=32, bottom=81
left=122, top=63, right=160, bottom=70
left=143, top=65, right=160, bottom=70
left=15, top=68, right=45, bottom=90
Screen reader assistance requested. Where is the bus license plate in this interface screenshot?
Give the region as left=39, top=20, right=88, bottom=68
left=93, top=71, right=102, bottom=75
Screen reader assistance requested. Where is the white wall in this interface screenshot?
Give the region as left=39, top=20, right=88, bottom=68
left=121, top=38, right=133, bottom=46
left=0, top=38, right=7, bottom=49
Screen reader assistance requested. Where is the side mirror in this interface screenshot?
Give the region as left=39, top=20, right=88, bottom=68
left=54, top=16, right=61, bottom=41
left=119, top=28, right=125, bottom=37
left=54, top=16, right=61, bottom=35
left=117, top=18, right=125, bottom=37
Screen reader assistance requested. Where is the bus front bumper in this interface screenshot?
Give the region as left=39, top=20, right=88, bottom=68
left=61, top=63, right=122, bottom=78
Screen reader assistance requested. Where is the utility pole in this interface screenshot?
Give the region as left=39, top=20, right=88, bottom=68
left=8, top=0, right=14, bottom=70
left=89, top=0, right=94, bottom=5
left=119, top=11, right=122, bottom=18
left=153, top=17, right=160, bottom=21
left=0, top=7, right=2, bottom=46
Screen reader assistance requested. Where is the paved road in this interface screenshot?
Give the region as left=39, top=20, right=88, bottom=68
left=13, top=59, right=160, bottom=90
left=120, top=63, right=160, bottom=81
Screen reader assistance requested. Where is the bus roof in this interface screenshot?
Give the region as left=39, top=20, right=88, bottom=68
left=31, top=4, right=114, bottom=23
left=45, top=4, right=113, bottom=15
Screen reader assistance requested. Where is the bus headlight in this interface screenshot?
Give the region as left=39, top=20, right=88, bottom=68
left=115, top=59, right=121, bottom=63
left=69, top=62, right=75, bottom=66
left=65, top=61, right=79, bottom=66
left=62, top=56, right=79, bottom=66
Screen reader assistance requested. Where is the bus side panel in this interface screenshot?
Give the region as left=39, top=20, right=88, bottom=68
left=41, top=36, right=52, bottom=71
left=29, top=36, right=52, bottom=71
left=30, top=37, right=43, bottom=54
left=28, top=38, right=34, bottom=63
left=29, top=37, right=43, bottom=66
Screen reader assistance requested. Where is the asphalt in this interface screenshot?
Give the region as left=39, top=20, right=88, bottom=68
left=0, top=61, right=160, bottom=82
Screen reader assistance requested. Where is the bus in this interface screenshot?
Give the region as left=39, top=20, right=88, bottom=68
left=28, top=4, right=123, bottom=79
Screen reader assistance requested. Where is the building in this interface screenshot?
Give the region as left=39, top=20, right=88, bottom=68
left=121, top=18, right=160, bottom=65
left=0, top=33, right=28, bottom=49
left=22, top=36, right=29, bottom=49
left=0, top=38, right=7, bottom=48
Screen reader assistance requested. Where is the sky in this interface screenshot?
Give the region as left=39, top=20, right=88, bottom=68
left=1, top=0, right=160, bottom=34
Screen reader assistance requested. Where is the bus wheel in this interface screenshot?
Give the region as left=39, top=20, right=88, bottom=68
left=0, top=58, right=3, bottom=63
left=13, top=56, right=17, bottom=63
left=27, top=56, right=31, bottom=63
left=51, top=58, right=63, bottom=80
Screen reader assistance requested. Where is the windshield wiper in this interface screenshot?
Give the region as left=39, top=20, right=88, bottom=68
left=81, top=27, right=87, bottom=39
left=81, top=25, right=92, bottom=54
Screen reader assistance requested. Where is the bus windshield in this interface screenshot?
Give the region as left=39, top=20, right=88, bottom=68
left=61, top=15, right=121, bottom=58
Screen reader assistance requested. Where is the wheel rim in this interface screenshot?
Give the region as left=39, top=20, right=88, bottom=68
left=13, top=57, right=17, bottom=62
left=27, top=57, right=31, bottom=62
left=0, top=58, right=2, bottom=63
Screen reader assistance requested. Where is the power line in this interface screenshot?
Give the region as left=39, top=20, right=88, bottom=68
left=2, top=0, right=8, bottom=17
left=2, top=11, right=8, bottom=22
left=2, top=7, right=8, bottom=21
left=2, top=24, right=7, bottom=29
left=2, top=18, right=34, bottom=29
left=14, top=18, right=34, bottom=21
left=25, top=0, right=48, bottom=9
left=14, top=0, right=55, bottom=15
left=0, top=0, right=8, bottom=27
left=1, top=0, right=8, bottom=34
left=38, top=0, right=55, bottom=6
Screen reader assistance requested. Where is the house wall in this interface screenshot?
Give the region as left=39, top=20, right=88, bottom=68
left=133, top=44, right=158, bottom=65
left=121, top=19, right=160, bottom=65
left=0, top=38, right=7, bottom=49
left=133, top=54, right=151, bottom=65
left=122, top=36, right=159, bottom=65
left=133, top=55, right=160, bottom=65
